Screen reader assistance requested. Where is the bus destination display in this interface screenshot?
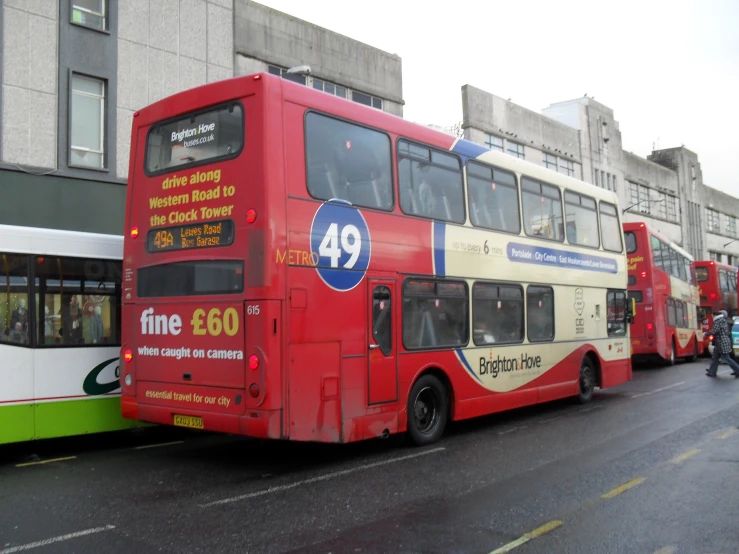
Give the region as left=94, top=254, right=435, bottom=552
left=147, top=219, right=235, bottom=252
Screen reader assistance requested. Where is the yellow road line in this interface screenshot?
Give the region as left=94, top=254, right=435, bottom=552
left=601, top=477, right=646, bottom=499
left=714, top=428, right=738, bottom=440
left=669, top=448, right=700, bottom=464
left=134, top=440, right=185, bottom=450
left=16, top=456, right=77, bottom=468
left=652, top=546, right=677, bottom=554
left=488, top=520, right=563, bottom=553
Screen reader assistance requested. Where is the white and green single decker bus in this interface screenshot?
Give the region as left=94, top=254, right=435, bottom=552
left=0, top=224, right=144, bottom=444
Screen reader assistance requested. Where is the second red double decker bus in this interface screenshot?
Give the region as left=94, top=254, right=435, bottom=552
left=694, top=260, right=738, bottom=354
left=624, top=222, right=703, bottom=364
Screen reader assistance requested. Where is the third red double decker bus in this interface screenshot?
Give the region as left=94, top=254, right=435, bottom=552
left=624, top=222, right=703, bottom=364
left=694, top=260, right=738, bottom=354
left=120, top=72, right=633, bottom=446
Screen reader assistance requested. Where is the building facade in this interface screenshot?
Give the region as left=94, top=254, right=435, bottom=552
left=0, top=0, right=403, bottom=235
left=462, top=86, right=739, bottom=264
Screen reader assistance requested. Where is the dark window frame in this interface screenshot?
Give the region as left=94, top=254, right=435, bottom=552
left=521, top=176, right=565, bottom=243
left=396, top=137, right=466, bottom=224
left=304, top=110, right=395, bottom=212
left=472, top=281, right=525, bottom=346
left=372, top=285, right=392, bottom=356
left=143, top=100, right=245, bottom=178
left=401, top=276, right=469, bottom=351
left=70, top=0, right=109, bottom=33
left=0, top=253, right=122, bottom=349
left=624, top=231, right=637, bottom=254
left=607, top=289, right=628, bottom=337
left=526, top=284, right=555, bottom=343
left=599, top=201, right=624, bottom=253
left=564, top=190, right=600, bottom=249
left=137, top=260, right=245, bottom=298
left=466, top=159, right=521, bottom=235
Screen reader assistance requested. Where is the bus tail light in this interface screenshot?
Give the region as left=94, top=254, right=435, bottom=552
left=641, top=271, right=647, bottom=278
left=123, top=349, right=133, bottom=362
left=249, top=384, right=260, bottom=398
left=130, top=227, right=139, bottom=239
left=710, top=293, right=716, bottom=299
left=246, top=209, right=257, bottom=223
left=647, top=323, right=654, bottom=331
left=249, top=355, right=259, bottom=370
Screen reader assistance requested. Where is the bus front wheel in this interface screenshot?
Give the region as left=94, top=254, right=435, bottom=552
left=407, top=374, right=448, bottom=446
left=577, top=357, right=596, bottom=404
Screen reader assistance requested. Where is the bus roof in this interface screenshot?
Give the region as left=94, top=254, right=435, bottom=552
left=134, top=72, right=619, bottom=208
left=694, top=260, right=737, bottom=271
left=623, top=221, right=693, bottom=261
left=0, top=224, right=122, bottom=259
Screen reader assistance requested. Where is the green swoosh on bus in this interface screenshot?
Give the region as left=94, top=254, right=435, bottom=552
left=83, top=357, right=121, bottom=396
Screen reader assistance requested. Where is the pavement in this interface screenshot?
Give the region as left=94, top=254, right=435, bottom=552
left=1, top=359, right=738, bottom=554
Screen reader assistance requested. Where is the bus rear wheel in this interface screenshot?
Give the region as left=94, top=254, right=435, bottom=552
left=577, top=357, right=596, bottom=404
left=687, top=339, right=698, bottom=363
left=665, top=339, right=676, bottom=366
left=407, top=374, right=448, bottom=446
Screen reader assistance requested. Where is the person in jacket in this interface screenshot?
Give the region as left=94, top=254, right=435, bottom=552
left=706, top=310, right=739, bottom=378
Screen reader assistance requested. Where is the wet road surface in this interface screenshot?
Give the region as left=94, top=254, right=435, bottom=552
left=1, top=360, right=738, bottom=554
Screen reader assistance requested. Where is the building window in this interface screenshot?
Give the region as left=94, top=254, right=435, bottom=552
left=71, top=0, right=106, bottom=31
left=706, top=208, right=720, bottom=233
left=607, top=173, right=612, bottom=191
left=267, top=64, right=306, bottom=85
left=543, top=153, right=557, bottom=170
left=485, top=134, right=504, bottom=152
left=612, top=175, right=617, bottom=193
left=629, top=182, right=651, bottom=214
left=558, top=159, right=574, bottom=177
left=725, top=214, right=736, bottom=237
left=655, top=191, right=667, bottom=219
left=594, top=170, right=599, bottom=187
left=507, top=141, right=525, bottom=159
left=70, top=74, right=106, bottom=169
left=665, top=195, right=677, bottom=223
left=352, top=91, right=383, bottom=110
left=312, top=78, right=347, bottom=99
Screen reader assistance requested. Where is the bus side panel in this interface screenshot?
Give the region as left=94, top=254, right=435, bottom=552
left=287, top=342, right=341, bottom=442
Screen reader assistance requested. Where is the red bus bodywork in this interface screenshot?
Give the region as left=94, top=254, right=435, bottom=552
left=695, top=260, right=738, bottom=353
left=624, top=222, right=703, bottom=364
left=120, top=73, right=632, bottom=444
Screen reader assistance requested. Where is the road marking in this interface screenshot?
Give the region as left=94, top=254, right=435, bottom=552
left=714, top=428, right=738, bottom=440
left=578, top=405, right=604, bottom=413
left=652, top=547, right=677, bottom=554
left=15, top=456, right=77, bottom=468
left=601, top=477, right=646, bottom=499
left=498, top=425, right=529, bottom=435
left=0, top=525, right=115, bottom=553
left=538, top=416, right=563, bottom=424
left=488, top=520, right=563, bottom=553
left=669, top=448, right=700, bottom=464
left=134, top=440, right=184, bottom=450
left=631, top=381, right=685, bottom=398
left=200, top=447, right=446, bottom=507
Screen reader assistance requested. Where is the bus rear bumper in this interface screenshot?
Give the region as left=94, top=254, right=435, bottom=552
left=121, top=397, right=282, bottom=439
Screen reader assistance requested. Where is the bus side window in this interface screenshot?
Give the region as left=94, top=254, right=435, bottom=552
left=0, top=254, right=30, bottom=346
left=527, top=286, right=554, bottom=342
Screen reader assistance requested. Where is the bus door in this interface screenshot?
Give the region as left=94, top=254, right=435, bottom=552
left=367, top=279, right=397, bottom=404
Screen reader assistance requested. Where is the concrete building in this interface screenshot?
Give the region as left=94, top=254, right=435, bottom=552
left=462, top=86, right=739, bottom=264
left=0, top=0, right=403, bottom=235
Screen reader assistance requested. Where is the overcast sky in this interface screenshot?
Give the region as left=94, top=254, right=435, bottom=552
left=256, top=0, right=739, bottom=195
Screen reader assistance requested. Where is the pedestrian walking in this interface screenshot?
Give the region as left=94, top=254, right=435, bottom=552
left=706, top=310, right=739, bottom=377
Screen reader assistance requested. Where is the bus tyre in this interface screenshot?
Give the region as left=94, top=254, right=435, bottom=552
left=407, top=375, right=448, bottom=446
left=577, top=357, right=596, bottom=404
left=666, top=340, right=676, bottom=366
left=688, top=339, right=698, bottom=363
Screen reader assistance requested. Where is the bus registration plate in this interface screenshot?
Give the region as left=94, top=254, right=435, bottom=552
left=173, top=414, right=203, bottom=429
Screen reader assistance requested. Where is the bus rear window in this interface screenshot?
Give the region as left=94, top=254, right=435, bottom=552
left=628, top=290, right=643, bottom=303
left=145, top=102, right=244, bottom=174
left=624, top=231, right=637, bottom=253
left=137, top=261, right=244, bottom=297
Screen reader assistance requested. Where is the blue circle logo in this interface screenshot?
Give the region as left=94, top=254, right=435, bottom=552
left=310, top=200, right=371, bottom=291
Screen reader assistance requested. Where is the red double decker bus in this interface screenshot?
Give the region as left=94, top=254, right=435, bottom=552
left=624, top=222, right=703, bottom=364
left=694, top=260, right=738, bottom=353
left=120, top=72, right=633, bottom=445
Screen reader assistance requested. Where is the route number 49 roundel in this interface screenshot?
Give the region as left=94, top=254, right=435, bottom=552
left=310, top=200, right=372, bottom=292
